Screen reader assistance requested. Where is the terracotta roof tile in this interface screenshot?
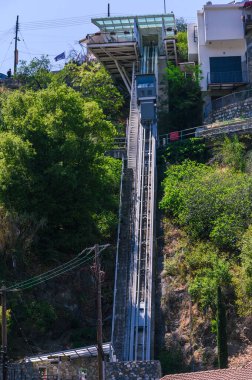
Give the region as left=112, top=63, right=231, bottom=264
left=161, top=362, right=252, bottom=380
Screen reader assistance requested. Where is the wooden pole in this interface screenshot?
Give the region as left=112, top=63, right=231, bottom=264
left=95, top=245, right=104, bottom=380
left=1, top=286, right=7, bottom=380
left=14, top=15, right=19, bottom=75
left=108, top=3, right=110, bottom=17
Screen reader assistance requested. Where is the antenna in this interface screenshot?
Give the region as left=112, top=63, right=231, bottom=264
left=108, top=3, right=110, bottom=17
left=164, top=0, right=166, bottom=13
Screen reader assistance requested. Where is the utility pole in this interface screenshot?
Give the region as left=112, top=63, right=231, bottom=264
left=94, top=245, right=104, bottom=380
left=108, top=3, right=110, bottom=18
left=14, top=15, right=19, bottom=75
left=1, top=286, right=7, bottom=380
left=164, top=0, right=167, bottom=14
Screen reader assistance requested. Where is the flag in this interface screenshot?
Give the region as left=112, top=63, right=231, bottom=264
left=54, top=52, right=66, bottom=62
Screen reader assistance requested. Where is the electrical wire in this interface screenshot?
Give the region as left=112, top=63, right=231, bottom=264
left=19, top=14, right=106, bottom=31
left=0, top=39, right=13, bottom=71
left=7, top=247, right=95, bottom=290
left=7, top=244, right=109, bottom=291
left=18, top=255, right=95, bottom=290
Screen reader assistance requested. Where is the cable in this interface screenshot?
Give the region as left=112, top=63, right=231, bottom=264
left=18, top=255, right=95, bottom=290
left=7, top=244, right=109, bottom=291
left=18, top=51, right=56, bottom=57
left=19, top=30, right=32, bottom=60
left=7, top=247, right=95, bottom=290
left=0, top=40, right=13, bottom=71
left=19, top=14, right=106, bottom=31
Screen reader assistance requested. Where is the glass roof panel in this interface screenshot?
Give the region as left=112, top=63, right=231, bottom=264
left=92, top=14, right=175, bottom=31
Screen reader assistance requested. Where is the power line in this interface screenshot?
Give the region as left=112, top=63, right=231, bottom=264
left=8, top=249, right=94, bottom=290
left=19, top=30, right=33, bottom=61
left=19, top=14, right=106, bottom=31
left=18, top=255, right=95, bottom=290
left=0, top=40, right=13, bottom=71
left=7, top=244, right=109, bottom=291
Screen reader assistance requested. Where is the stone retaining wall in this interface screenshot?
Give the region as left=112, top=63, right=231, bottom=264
left=1, top=357, right=98, bottom=380
left=1, top=360, right=162, bottom=380
left=105, top=360, right=162, bottom=380
left=205, top=97, right=252, bottom=124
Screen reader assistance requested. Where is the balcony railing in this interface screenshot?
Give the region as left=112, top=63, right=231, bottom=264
left=207, top=70, right=248, bottom=86
left=86, top=31, right=136, bottom=45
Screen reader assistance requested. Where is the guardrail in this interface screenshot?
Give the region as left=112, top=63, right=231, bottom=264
left=195, top=118, right=252, bottom=138
left=86, top=31, right=136, bottom=44
left=207, top=70, right=248, bottom=86
left=159, top=127, right=197, bottom=147
left=204, top=88, right=252, bottom=120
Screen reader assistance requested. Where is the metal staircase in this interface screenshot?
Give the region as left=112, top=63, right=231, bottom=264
left=112, top=47, right=157, bottom=362
left=127, top=65, right=140, bottom=171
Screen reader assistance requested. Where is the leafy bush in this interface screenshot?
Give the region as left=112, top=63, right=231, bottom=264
left=163, top=138, right=207, bottom=164
left=160, top=161, right=252, bottom=248
left=185, top=242, right=230, bottom=311
left=215, top=136, right=245, bottom=171
left=159, top=348, right=185, bottom=375
left=26, top=301, right=57, bottom=335
left=158, top=63, right=203, bottom=133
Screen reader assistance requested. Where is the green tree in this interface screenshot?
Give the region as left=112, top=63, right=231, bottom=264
left=16, top=56, right=52, bottom=90
left=54, top=62, right=124, bottom=120
left=0, top=84, right=121, bottom=256
left=177, top=32, right=188, bottom=61
left=176, top=17, right=187, bottom=32
left=159, top=63, right=203, bottom=133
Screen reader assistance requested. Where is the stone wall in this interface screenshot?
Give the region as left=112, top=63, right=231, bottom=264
left=2, top=359, right=162, bottom=380
left=205, top=97, right=252, bottom=124
left=2, top=357, right=98, bottom=380
left=105, top=361, right=162, bottom=380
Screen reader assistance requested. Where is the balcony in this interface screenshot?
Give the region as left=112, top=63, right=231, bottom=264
left=207, top=71, right=248, bottom=90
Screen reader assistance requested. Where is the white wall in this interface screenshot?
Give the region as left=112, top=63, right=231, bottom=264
left=197, top=7, right=247, bottom=91
left=204, top=6, right=244, bottom=42
left=187, top=23, right=198, bottom=62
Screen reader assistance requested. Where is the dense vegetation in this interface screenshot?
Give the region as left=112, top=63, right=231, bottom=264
left=160, top=135, right=252, bottom=370
left=0, top=58, right=124, bottom=354
left=159, top=63, right=203, bottom=133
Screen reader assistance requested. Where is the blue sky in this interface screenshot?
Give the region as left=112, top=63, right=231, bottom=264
left=0, top=0, right=226, bottom=74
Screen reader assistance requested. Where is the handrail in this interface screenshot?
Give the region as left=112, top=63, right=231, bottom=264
left=111, top=158, right=125, bottom=361
left=159, top=127, right=198, bottom=147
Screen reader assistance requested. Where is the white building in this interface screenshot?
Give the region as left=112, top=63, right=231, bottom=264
left=188, top=1, right=249, bottom=113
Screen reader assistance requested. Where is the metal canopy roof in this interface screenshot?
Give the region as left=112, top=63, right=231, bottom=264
left=92, top=14, right=176, bottom=32
left=24, top=342, right=111, bottom=363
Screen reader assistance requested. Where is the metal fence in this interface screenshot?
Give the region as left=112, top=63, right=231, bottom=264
left=159, top=127, right=198, bottom=147
left=204, top=88, right=252, bottom=120
left=212, top=88, right=252, bottom=111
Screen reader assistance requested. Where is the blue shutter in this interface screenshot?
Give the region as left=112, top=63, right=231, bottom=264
left=210, top=56, right=242, bottom=83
